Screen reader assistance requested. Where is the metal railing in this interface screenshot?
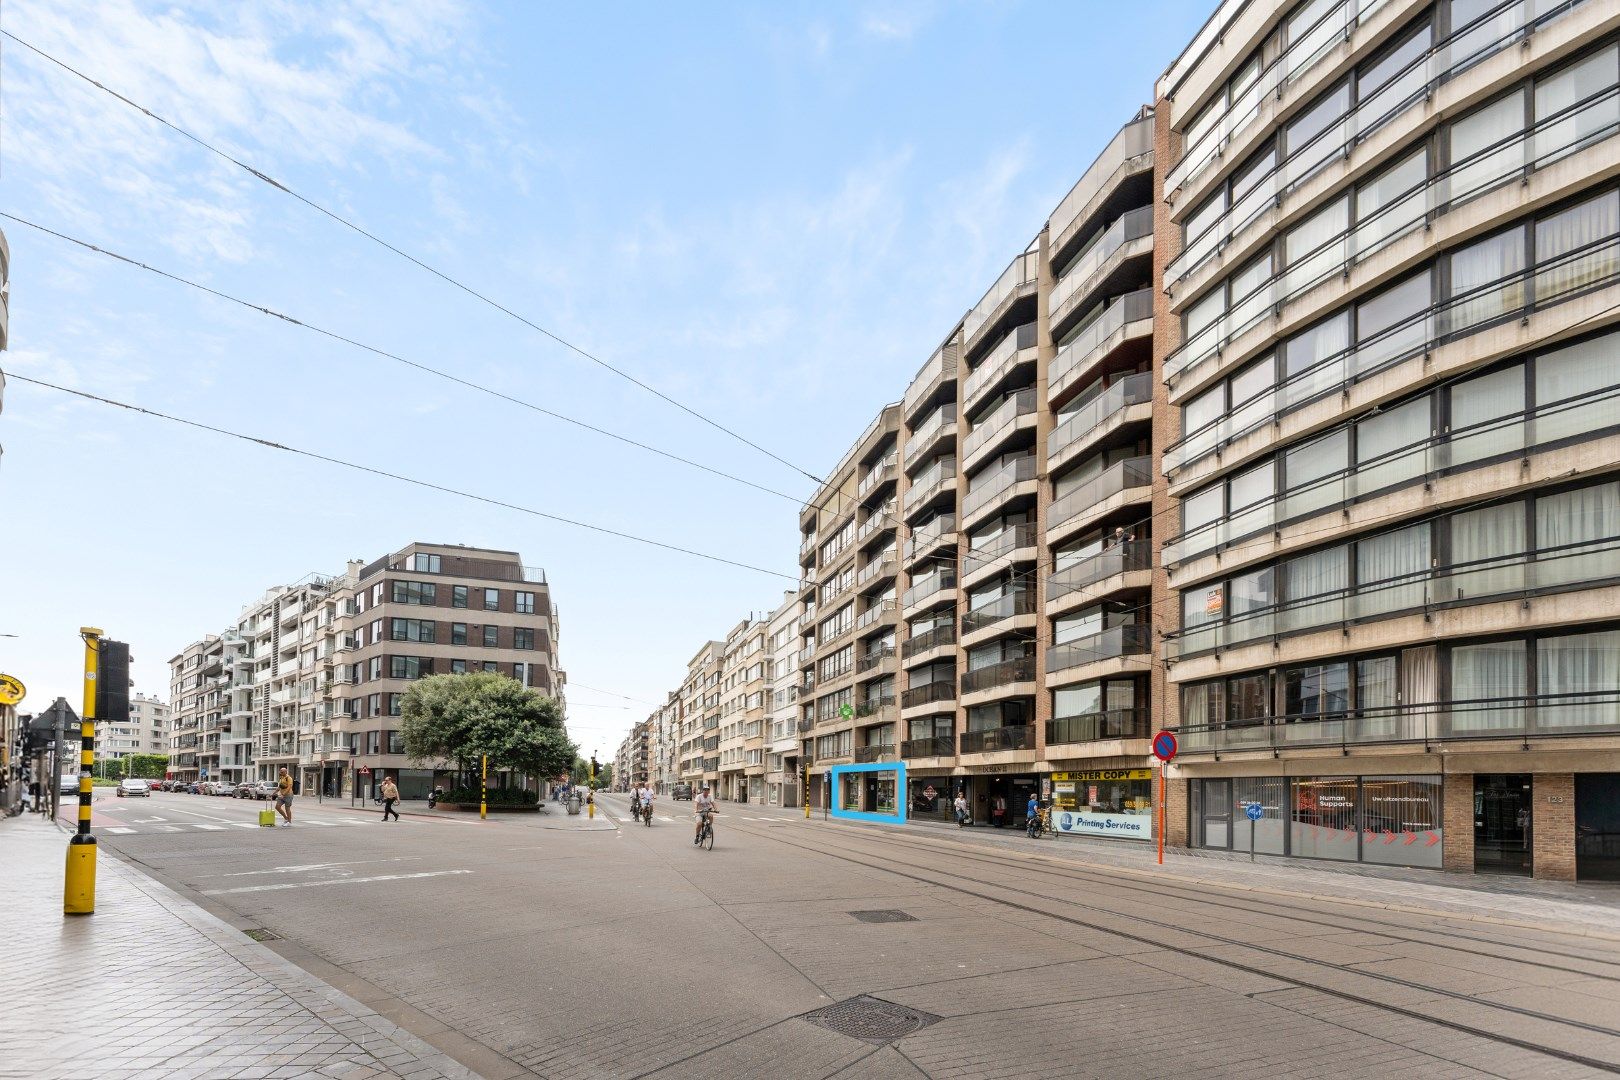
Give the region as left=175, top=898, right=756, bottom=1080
left=901, top=734, right=957, bottom=758
left=1049, top=539, right=1152, bottom=602
left=902, top=623, right=956, bottom=658
left=1049, top=288, right=1154, bottom=400
left=1051, top=206, right=1155, bottom=331
left=960, top=725, right=1035, bottom=754
left=858, top=454, right=898, bottom=497
left=903, top=456, right=958, bottom=514
left=903, top=341, right=959, bottom=420
left=964, top=323, right=1038, bottom=406
left=961, top=590, right=1037, bottom=635
left=904, top=515, right=957, bottom=562
left=963, top=522, right=1038, bottom=573
left=904, top=403, right=958, bottom=462
left=964, top=389, right=1038, bottom=462
left=855, top=599, right=898, bottom=632
left=854, top=744, right=898, bottom=763
left=963, top=455, right=1037, bottom=520
left=1045, top=624, right=1151, bottom=674
left=902, top=680, right=956, bottom=709
left=964, top=251, right=1039, bottom=347
left=1049, top=372, right=1153, bottom=462
left=902, top=571, right=956, bottom=610
left=857, top=552, right=898, bottom=587
left=857, top=645, right=896, bottom=673
left=960, top=656, right=1035, bottom=693
left=1047, top=708, right=1148, bottom=745
left=1048, top=456, right=1152, bottom=533
left=856, top=695, right=897, bottom=718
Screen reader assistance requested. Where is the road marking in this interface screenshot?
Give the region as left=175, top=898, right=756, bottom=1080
left=108, top=827, right=135, bottom=835
left=213, top=858, right=422, bottom=879
left=191, top=823, right=228, bottom=831
left=157, top=805, right=242, bottom=824
left=202, top=869, right=472, bottom=896
left=657, top=816, right=675, bottom=822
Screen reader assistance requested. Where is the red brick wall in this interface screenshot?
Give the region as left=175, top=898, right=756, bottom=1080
left=1442, top=772, right=1473, bottom=874
left=1532, top=773, right=1576, bottom=882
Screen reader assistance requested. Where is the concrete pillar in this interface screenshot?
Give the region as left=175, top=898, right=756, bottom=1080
left=1442, top=772, right=1473, bottom=874
left=1532, top=773, right=1576, bottom=882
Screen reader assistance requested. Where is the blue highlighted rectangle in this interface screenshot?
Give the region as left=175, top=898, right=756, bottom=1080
left=828, top=762, right=907, bottom=824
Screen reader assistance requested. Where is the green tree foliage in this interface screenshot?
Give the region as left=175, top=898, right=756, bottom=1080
left=93, top=753, right=168, bottom=780
left=568, top=758, right=612, bottom=789
left=400, top=673, right=574, bottom=786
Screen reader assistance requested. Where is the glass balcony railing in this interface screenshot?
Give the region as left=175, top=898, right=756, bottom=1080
left=858, top=455, right=898, bottom=498
left=963, top=389, right=1038, bottom=463
left=961, top=656, right=1035, bottom=693
left=1050, top=206, right=1154, bottom=330
left=961, top=590, right=1036, bottom=635
left=901, top=734, right=956, bottom=758
left=1045, top=624, right=1150, bottom=674
left=902, top=680, right=956, bottom=709
left=1048, top=539, right=1152, bottom=603
left=1049, top=288, right=1154, bottom=399
left=854, top=744, right=898, bottom=763
left=904, top=515, right=957, bottom=562
left=1047, top=708, right=1148, bottom=745
left=1048, top=373, right=1152, bottom=462
left=902, top=623, right=956, bottom=658
left=1051, top=113, right=1156, bottom=253
left=857, top=645, right=896, bottom=674
left=963, top=523, right=1038, bottom=574
left=1167, top=0, right=1590, bottom=287
left=904, top=404, right=957, bottom=463
left=960, top=725, right=1035, bottom=754
left=902, top=342, right=959, bottom=420
left=855, top=600, right=898, bottom=632
left=964, top=324, right=1037, bottom=406
left=856, top=551, right=897, bottom=586
left=904, top=456, right=958, bottom=514
left=1048, top=457, right=1152, bottom=534
left=964, top=251, right=1039, bottom=346
left=962, top=456, right=1037, bottom=520
left=1167, top=382, right=1620, bottom=566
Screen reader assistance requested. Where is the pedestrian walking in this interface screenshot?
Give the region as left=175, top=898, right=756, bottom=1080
left=953, top=792, right=969, bottom=828
left=991, top=793, right=1006, bottom=828
left=381, top=776, right=400, bottom=821
left=275, top=768, right=295, bottom=827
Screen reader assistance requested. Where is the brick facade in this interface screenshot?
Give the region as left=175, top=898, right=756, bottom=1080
left=1532, top=773, right=1576, bottom=882
left=1441, top=772, right=1474, bottom=874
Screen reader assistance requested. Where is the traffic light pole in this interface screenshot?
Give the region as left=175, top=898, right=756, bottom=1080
left=588, top=755, right=597, bottom=819
left=65, top=627, right=101, bottom=915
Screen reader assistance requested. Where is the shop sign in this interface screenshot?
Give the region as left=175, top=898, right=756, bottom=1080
left=1054, top=810, right=1153, bottom=840
left=1051, top=769, right=1153, bottom=782
left=1204, top=587, right=1223, bottom=615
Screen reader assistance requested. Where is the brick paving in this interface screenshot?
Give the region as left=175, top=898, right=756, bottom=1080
left=0, top=816, right=478, bottom=1080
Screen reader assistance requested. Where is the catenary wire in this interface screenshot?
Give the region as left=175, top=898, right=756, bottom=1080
left=5, top=372, right=799, bottom=582
left=0, top=29, right=826, bottom=487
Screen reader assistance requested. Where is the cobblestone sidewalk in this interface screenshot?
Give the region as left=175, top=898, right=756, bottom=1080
left=0, top=816, right=481, bottom=1080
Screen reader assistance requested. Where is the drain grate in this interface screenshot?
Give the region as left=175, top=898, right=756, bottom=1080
left=800, top=996, right=940, bottom=1044
left=848, top=909, right=917, bottom=924
left=243, top=928, right=280, bottom=942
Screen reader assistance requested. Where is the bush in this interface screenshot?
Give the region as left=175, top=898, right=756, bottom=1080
left=440, top=786, right=536, bottom=806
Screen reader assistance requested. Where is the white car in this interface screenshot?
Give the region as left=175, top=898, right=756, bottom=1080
left=117, top=778, right=151, bottom=798
left=59, top=774, right=82, bottom=795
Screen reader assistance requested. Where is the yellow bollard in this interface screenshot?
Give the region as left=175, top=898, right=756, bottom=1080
left=480, top=754, right=487, bottom=821
left=65, top=627, right=102, bottom=916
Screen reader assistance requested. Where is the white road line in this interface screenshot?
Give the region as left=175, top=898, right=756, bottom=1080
left=107, top=827, right=135, bottom=835
left=155, top=805, right=241, bottom=824
left=191, top=823, right=228, bottom=831
left=202, top=869, right=471, bottom=896
left=212, top=858, right=422, bottom=879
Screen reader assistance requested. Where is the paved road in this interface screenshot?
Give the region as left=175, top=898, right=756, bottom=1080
left=74, top=791, right=1620, bottom=1079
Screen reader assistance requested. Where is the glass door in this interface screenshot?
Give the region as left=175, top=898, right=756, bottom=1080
left=1474, top=774, right=1532, bottom=875
left=1202, top=778, right=1232, bottom=849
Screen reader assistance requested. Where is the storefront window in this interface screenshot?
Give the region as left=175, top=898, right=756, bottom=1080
left=1361, top=776, right=1443, bottom=869
left=1290, top=776, right=1360, bottom=860
left=842, top=774, right=863, bottom=811
left=1197, top=775, right=1446, bottom=867
left=1232, top=777, right=1287, bottom=855
left=1049, top=769, right=1153, bottom=840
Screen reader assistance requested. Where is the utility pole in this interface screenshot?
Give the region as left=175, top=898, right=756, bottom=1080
left=64, top=628, right=101, bottom=915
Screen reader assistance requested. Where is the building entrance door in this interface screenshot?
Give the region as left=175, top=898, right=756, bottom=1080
left=1201, top=778, right=1232, bottom=849
left=1576, top=774, right=1620, bottom=881
left=1474, top=774, right=1532, bottom=875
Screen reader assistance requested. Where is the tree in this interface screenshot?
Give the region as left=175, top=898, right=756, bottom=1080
left=400, top=673, right=573, bottom=788
left=569, top=757, right=612, bottom=789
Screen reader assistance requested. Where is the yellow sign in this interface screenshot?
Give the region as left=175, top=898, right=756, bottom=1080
left=1051, top=769, right=1153, bottom=782
left=0, top=673, right=24, bottom=707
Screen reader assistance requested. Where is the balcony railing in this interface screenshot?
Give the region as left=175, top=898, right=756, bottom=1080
left=902, top=680, right=956, bottom=709
left=855, top=599, right=897, bottom=632
left=964, top=251, right=1039, bottom=347
left=856, top=552, right=898, bottom=587
left=963, top=389, right=1038, bottom=463
left=1049, top=539, right=1152, bottom=602
left=1050, top=206, right=1154, bottom=331
left=963, top=455, right=1037, bottom=520
left=960, top=725, right=1034, bottom=754
left=1049, top=373, right=1153, bottom=462
left=1178, top=690, right=1620, bottom=755
left=961, top=656, right=1035, bottom=693
left=1045, top=624, right=1151, bottom=674
left=856, top=695, right=896, bottom=718
left=1168, top=383, right=1620, bottom=566
left=904, top=404, right=957, bottom=463
left=858, top=455, right=898, bottom=498
left=1166, top=0, right=1590, bottom=288
left=797, top=717, right=816, bottom=733
left=902, top=623, right=956, bottom=658
left=1051, top=112, right=1155, bottom=255
left=1048, top=456, right=1152, bottom=533
left=1171, top=536, right=1620, bottom=659
left=961, top=590, right=1036, bottom=635
left=856, top=507, right=895, bottom=544
left=903, top=456, right=958, bottom=514
left=901, top=734, right=956, bottom=759
left=964, top=323, right=1037, bottom=406
left=1049, top=288, right=1154, bottom=400
left=963, top=523, right=1038, bottom=575
left=902, top=571, right=956, bottom=610
left=857, top=645, right=896, bottom=674
left=854, top=744, right=898, bottom=763
left=904, top=516, right=957, bottom=562
left=1047, top=708, right=1148, bottom=745
left=903, top=341, right=959, bottom=420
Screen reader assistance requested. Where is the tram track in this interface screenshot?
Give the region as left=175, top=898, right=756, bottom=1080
left=722, top=816, right=1620, bottom=1075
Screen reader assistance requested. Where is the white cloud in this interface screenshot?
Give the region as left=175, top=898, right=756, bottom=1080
left=859, top=3, right=934, bottom=41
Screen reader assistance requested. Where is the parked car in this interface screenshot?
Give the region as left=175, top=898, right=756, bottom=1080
left=187, top=781, right=205, bottom=794
left=670, top=783, right=693, bottom=801
left=116, top=778, right=151, bottom=798
left=233, top=781, right=254, bottom=798
left=249, top=780, right=278, bottom=801
left=210, top=780, right=236, bottom=796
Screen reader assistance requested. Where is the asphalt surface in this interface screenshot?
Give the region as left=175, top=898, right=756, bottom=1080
left=67, top=790, right=1620, bottom=1079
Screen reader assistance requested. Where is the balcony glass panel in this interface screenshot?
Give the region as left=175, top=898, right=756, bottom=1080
left=1049, top=373, right=1152, bottom=460
left=1045, top=624, right=1150, bottom=673
left=963, top=455, right=1037, bottom=520
left=1050, top=288, right=1154, bottom=395
left=904, top=404, right=957, bottom=462
left=964, top=389, right=1038, bottom=462
left=1050, top=206, right=1154, bottom=327
left=1048, top=457, right=1152, bottom=532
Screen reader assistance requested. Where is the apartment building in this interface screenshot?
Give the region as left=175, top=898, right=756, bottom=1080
left=677, top=641, right=723, bottom=790
left=1153, top=0, right=1620, bottom=881
left=169, top=542, right=565, bottom=800
left=763, top=593, right=802, bottom=807
left=98, top=691, right=170, bottom=761
left=716, top=615, right=770, bottom=802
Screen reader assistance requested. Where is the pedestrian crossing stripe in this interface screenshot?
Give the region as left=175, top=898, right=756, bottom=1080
left=102, top=817, right=375, bottom=835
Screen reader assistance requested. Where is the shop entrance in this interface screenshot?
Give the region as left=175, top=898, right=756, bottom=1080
left=1200, top=778, right=1232, bottom=849
left=1474, top=774, right=1532, bottom=875
left=1576, top=774, right=1620, bottom=881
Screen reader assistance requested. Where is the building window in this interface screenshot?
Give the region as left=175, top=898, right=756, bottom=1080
left=516, top=591, right=536, bottom=614
left=390, top=618, right=436, bottom=643
left=387, top=731, right=405, bottom=754
left=388, top=694, right=402, bottom=717
left=389, top=656, right=430, bottom=680
left=478, top=625, right=497, bottom=648
left=452, top=585, right=468, bottom=609
left=368, top=657, right=382, bottom=681
left=513, top=663, right=528, bottom=686
left=372, top=583, right=383, bottom=605
left=484, top=588, right=501, bottom=611
left=368, top=694, right=381, bottom=717
left=450, top=659, right=467, bottom=675
left=413, top=553, right=441, bottom=573
left=367, top=730, right=381, bottom=755
left=392, top=581, right=437, bottom=606
left=451, top=623, right=468, bottom=646
left=482, top=661, right=499, bottom=674
left=514, top=628, right=534, bottom=651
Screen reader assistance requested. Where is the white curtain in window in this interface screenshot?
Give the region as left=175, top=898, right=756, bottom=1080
left=1535, top=333, right=1614, bottom=443
left=1181, top=484, right=1223, bottom=538
left=1534, top=46, right=1620, bottom=168
left=1448, top=502, right=1527, bottom=599
left=1227, top=251, right=1276, bottom=339
left=1353, top=524, right=1429, bottom=619
left=1447, top=91, right=1527, bottom=207
left=1357, top=655, right=1399, bottom=738
left=1284, top=196, right=1350, bottom=300
left=1355, top=272, right=1431, bottom=375
left=1354, top=396, right=1430, bottom=499
left=1280, top=546, right=1348, bottom=633
left=1227, top=356, right=1278, bottom=445
left=1535, top=480, right=1620, bottom=586
left=1444, top=227, right=1527, bottom=335
left=1448, top=363, right=1526, bottom=466
left=1537, top=629, right=1620, bottom=730
left=1282, top=429, right=1349, bottom=519
left=1402, top=645, right=1438, bottom=739
left=1285, top=83, right=1351, bottom=190
left=1535, top=189, right=1620, bottom=305
left=1450, top=641, right=1526, bottom=732
left=1356, top=149, right=1428, bottom=259
left=1282, top=312, right=1351, bottom=409
left=1448, top=0, right=1528, bottom=78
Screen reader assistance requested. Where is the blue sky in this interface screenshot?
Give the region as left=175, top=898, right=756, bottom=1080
left=0, top=0, right=1211, bottom=755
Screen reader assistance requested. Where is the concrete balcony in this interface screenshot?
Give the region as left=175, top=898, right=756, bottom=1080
left=961, top=590, right=1037, bottom=650
left=1049, top=205, right=1153, bottom=340
left=961, top=522, right=1038, bottom=592
left=1048, top=372, right=1153, bottom=476
left=963, top=251, right=1039, bottom=355
left=1045, top=625, right=1151, bottom=687
left=900, top=734, right=956, bottom=761
left=962, top=388, right=1038, bottom=474
left=963, top=323, right=1038, bottom=412
left=903, top=456, right=959, bottom=520
left=902, top=341, right=960, bottom=424
left=902, top=571, right=956, bottom=616
left=960, top=656, right=1036, bottom=706
left=1049, top=111, right=1154, bottom=265
left=901, top=680, right=956, bottom=715
left=1047, top=288, right=1153, bottom=408
left=904, top=515, right=957, bottom=569
left=904, top=403, right=957, bottom=464
left=1046, top=457, right=1152, bottom=549
left=1047, top=540, right=1152, bottom=618
left=962, top=455, right=1037, bottom=528
left=1046, top=708, right=1149, bottom=749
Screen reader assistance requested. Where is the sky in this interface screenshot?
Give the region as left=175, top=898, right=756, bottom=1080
left=0, top=0, right=1213, bottom=757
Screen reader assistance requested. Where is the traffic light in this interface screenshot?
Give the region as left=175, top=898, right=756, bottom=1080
left=96, top=640, right=131, bottom=725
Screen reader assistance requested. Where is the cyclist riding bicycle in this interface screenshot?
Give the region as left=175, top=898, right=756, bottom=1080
left=693, top=785, right=716, bottom=845
left=636, top=783, right=654, bottom=818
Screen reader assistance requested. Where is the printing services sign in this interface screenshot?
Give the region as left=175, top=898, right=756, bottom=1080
left=1054, top=809, right=1153, bottom=840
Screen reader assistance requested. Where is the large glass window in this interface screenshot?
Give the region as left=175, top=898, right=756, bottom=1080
left=1450, top=640, right=1526, bottom=731
left=1284, top=197, right=1349, bottom=299
left=1356, top=272, right=1429, bottom=372
left=1535, top=45, right=1620, bottom=167
left=1534, top=189, right=1620, bottom=304
left=1290, top=777, right=1360, bottom=860
left=1283, top=662, right=1348, bottom=721
left=1448, top=89, right=1525, bottom=204
left=1356, top=148, right=1427, bottom=255
left=1444, top=226, right=1526, bottom=333
left=1537, top=629, right=1620, bottom=730
left=1360, top=776, right=1443, bottom=868
left=1284, top=82, right=1350, bottom=185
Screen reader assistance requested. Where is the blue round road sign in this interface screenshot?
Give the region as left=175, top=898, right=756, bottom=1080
left=1151, top=730, right=1178, bottom=762
left=1245, top=802, right=1264, bottom=821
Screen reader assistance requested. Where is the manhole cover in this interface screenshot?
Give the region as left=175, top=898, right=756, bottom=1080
left=243, top=928, right=280, bottom=942
left=848, top=909, right=917, bottom=923
left=800, top=996, right=939, bottom=1044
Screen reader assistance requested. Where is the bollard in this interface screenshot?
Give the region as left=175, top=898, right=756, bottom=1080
left=480, top=754, right=487, bottom=821
left=65, top=628, right=102, bottom=916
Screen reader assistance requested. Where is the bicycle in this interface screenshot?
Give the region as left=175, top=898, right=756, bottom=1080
left=695, top=810, right=715, bottom=850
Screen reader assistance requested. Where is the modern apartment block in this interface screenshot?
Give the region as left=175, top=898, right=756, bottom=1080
left=1154, top=0, right=1620, bottom=881
left=715, top=615, right=770, bottom=802
left=758, top=0, right=1620, bottom=880
left=169, top=542, right=564, bottom=799
left=98, top=691, right=170, bottom=761
left=676, top=641, right=723, bottom=790
left=763, top=594, right=802, bottom=807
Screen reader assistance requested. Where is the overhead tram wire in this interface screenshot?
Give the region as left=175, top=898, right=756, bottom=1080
left=6, top=373, right=798, bottom=583
left=1, top=30, right=825, bottom=488
left=2, top=213, right=806, bottom=507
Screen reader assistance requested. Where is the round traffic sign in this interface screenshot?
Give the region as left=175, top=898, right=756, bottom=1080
left=1151, top=730, right=1178, bottom=762
left=1244, top=802, right=1264, bottom=821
